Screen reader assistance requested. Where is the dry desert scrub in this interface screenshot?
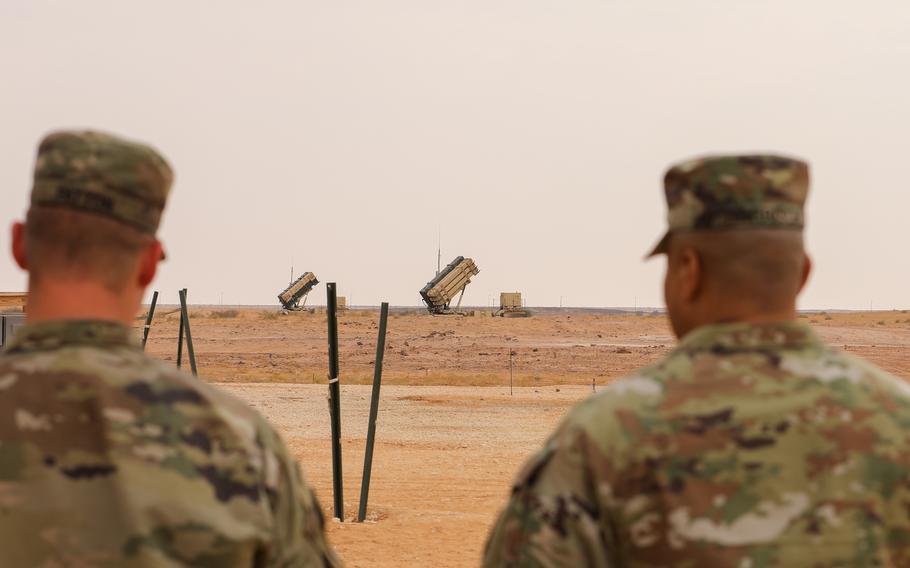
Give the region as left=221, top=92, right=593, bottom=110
left=209, top=309, right=240, bottom=319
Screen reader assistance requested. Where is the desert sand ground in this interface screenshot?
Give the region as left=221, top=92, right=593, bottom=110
left=141, top=308, right=910, bottom=567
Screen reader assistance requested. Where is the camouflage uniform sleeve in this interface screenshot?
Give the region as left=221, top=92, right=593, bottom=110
left=483, top=420, right=616, bottom=567
left=259, top=420, right=342, bottom=567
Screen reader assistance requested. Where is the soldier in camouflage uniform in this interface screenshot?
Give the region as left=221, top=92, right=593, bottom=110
left=484, top=155, right=910, bottom=566
left=1, top=131, right=341, bottom=567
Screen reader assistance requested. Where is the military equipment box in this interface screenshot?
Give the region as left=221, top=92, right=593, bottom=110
left=496, top=291, right=530, bottom=317
left=500, top=292, right=522, bottom=309
left=0, top=313, right=26, bottom=348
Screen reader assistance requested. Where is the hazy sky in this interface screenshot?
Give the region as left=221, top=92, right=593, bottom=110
left=2, top=1, right=908, bottom=309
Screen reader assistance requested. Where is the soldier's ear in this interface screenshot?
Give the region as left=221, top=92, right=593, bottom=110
left=11, top=222, right=27, bottom=271
left=798, top=252, right=812, bottom=294
left=678, top=246, right=702, bottom=302
left=137, top=240, right=161, bottom=287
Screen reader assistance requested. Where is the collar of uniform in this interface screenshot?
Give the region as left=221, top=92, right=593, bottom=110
left=2, top=319, right=138, bottom=354
left=675, top=320, right=823, bottom=353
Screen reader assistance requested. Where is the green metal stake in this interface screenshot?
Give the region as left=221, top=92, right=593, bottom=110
left=177, top=307, right=184, bottom=369
left=358, top=302, right=389, bottom=522
left=142, top=291, right=159, bottom=350
left=178, top=288, right=198, bottom=376
left=509, top=349, right=514, bottom=396
left=326, top=283, right=344, bottom=520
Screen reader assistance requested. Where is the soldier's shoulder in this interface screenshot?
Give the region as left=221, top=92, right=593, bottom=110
left=138, top=356, right=282, bottom=443
left=781, top=346, right=910, bottom=401
left=148, top=357, right=255, bottom=409
left=571, top=360, right=669, bottom=421
left=552, top=364, right=670, bottom=460
left=0, top=344, right=279, bottom=448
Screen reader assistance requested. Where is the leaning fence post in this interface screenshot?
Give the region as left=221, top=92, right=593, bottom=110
left=509, top=349, right=514, bottom=396
left=177, top=304, right=184, bottom=368
left=358, top=302, right=389, bottom=522
left=178, top=288, right=198, bottom=376
left=142, top=291, right=159, bottom=350
left=326, top=283, right=344, bottom=520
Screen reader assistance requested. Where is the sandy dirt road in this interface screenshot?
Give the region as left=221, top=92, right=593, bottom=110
left=221, top=384, right=589, bottom=567
left=139, top=309, right=910, bottom=566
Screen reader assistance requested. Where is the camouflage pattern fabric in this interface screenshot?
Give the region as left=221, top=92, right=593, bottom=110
left=31, top=130, right=174, bottom=234
left=0, top=320, right=340, bottom=567
left=648, top=155, right=809, bottom=257
left=484, top=321, right=910, bottom=567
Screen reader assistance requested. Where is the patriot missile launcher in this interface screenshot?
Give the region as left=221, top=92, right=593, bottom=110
left=420, top=256, right=479, bottom=314
left=278, top=272, right=319, bottom=310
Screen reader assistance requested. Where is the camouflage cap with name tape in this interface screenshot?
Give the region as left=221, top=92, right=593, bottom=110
left=30, top=130, right=174, bottom=235
left=648, top=154, right=810, bottom=257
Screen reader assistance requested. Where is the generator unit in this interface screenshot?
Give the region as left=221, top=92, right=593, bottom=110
left=496, top=292, right=530, bottom=317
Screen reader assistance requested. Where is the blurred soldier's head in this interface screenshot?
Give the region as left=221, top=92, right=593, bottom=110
left=11, top=131, right=173, bottom=314
left=648, top=155, right=812, bottom=338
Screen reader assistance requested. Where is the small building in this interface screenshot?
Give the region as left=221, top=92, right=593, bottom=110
left=337, top=297, right=347, bottom=310
left=0, top=313, right=26, bottom=348
left=0, top=292, right=27, bottom=313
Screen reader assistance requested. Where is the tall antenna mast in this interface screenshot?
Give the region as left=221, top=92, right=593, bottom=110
left=436, top=227, right=441, bottom=276
left=290, top=257, right=294, bottom=284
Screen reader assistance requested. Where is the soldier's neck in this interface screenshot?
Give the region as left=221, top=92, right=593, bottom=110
left=26, top=278, right=141, bottom=327
left=704, top=305, right=799, bottom=328
left=676, top=304, right=799, bottom=338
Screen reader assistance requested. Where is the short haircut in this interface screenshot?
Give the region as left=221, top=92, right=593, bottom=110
left=25, top=207, right=152, bottom=292
left=670, top=229, right=806, bottom=311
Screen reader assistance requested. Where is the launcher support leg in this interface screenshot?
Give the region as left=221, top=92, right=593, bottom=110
left=455, top=287, right=467, bottom=310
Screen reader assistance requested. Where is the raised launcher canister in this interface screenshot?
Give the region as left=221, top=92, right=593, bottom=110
left=278, top=272, right=320, bottom=310
left=420, top=256, right=480, bottom=315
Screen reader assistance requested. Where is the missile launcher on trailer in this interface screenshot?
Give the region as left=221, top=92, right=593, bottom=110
left=420, top=256, right=479, bottom=314
left=278, top=272, right=319, bottom=310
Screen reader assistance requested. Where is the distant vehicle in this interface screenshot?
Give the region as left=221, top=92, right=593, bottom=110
left=495, top=292, right=530, bottom=317
left=278, top=272, right=319, bottom=310
left=420, top=256, right=479, bottom=315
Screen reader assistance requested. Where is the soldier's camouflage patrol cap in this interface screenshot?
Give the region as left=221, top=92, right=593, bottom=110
left=30, top=130, right=173, bottom=235
left=647, top=154, right=809, bottom=257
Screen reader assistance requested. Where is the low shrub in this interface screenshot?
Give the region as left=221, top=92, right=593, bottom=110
left=210, top=309, right=240, bottom=319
